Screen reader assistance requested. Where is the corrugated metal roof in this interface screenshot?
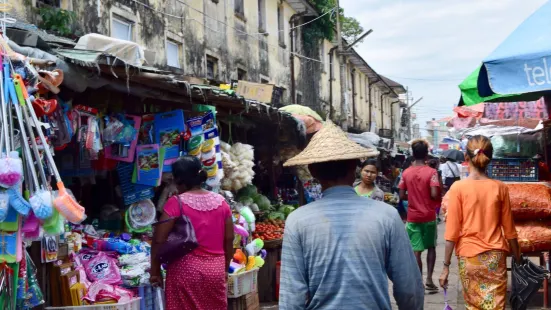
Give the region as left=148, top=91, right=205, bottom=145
left=6, top=13, right=75, bottom=47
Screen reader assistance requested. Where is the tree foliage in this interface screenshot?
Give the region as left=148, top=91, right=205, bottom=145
left=303, top=0, right=364, bottom=50
left=341, top=16, right=364, bottom=43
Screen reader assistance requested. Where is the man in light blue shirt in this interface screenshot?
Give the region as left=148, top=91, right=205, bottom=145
left=280, top=121, right=424, bottom=310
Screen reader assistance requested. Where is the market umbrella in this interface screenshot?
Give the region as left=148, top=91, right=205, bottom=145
left=458, top=66, right=541, bottom=106
left=477, top=1, right=551, bottom=98
left=441, top=149, right=464, bottom=162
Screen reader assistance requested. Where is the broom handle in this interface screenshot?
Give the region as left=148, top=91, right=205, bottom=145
left=13, top=100, right=39, bottom=194
left=0, top=65, right=8, bottom=154
left=13, top=75, right=62, bottom=183
left=9, top=76, right=50, bottom=187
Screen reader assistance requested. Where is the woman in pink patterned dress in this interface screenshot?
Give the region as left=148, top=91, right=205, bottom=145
left=150, top=156, right=234, bottom=310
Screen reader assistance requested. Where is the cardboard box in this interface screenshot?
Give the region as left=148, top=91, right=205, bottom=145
left=236, top=80, right=278, bottom=104
left=228, top=292, right=259, bottom=310
left=245, top=292, right=259, bottom=310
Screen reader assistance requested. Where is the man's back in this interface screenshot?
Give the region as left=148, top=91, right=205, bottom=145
left=279, top=186, right=424, bottom=310
left=399, top=165, right=439, bottom=223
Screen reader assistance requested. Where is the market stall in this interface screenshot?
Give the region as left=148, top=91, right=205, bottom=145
left=0, top=30, right=311, bottom=309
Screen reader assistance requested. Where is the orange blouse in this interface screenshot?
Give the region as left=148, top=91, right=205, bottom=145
left=444, top=179, right=518, bottom=258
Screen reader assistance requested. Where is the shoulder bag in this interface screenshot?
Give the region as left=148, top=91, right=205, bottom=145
left=156, top=196, right=198, bottom=265
left=444, top=162, right=460, bottom=188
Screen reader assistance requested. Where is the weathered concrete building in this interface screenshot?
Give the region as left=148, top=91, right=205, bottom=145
left=12, top=0, right=407, bottom=137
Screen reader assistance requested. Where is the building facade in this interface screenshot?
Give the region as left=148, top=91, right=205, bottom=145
left=13, top=0, right=407, bottom=136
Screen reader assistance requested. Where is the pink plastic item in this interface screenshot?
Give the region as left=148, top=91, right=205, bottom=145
left=84, top=252, right=122, bottom=285
left=83, top=282, right=134, bottom=303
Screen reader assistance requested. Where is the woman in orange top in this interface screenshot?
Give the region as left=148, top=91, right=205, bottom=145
left=439, top=135, right=521, bottom=310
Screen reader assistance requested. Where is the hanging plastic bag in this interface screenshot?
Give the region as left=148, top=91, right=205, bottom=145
left=154, top=286, right=165, bottom=310
left=26, top=250, right=45, bottom=308
left=102, top=116, right=125, bottom=147
left=443, top=289, right=452, bottom=310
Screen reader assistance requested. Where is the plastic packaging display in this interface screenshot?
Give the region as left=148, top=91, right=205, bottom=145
left=84, top=252, right=122, bottom=285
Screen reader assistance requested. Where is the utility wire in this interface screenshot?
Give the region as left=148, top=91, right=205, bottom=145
left=132, top=0, right=336, bottom=36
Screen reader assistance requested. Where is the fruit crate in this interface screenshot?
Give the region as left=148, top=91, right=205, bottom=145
left=227, top=268, right=259, bottom=298
left=487, top=158, right=539, bottom=182
left=46, top=298, right=141, bottom=310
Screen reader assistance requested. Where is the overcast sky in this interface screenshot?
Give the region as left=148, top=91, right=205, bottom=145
left=339, top=0, right=547, bottom=136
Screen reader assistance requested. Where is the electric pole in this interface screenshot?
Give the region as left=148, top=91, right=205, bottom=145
left=335, top=0, right=348, bottom=131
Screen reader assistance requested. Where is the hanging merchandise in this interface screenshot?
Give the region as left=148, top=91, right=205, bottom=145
left=185, top=112, right=223, bottom=188
left=41, top=235, right=58, bottom=263
left=139, top=114, right=155, bottom=145
left=125, top=199, right=156, bottom=233
left=104, top=114, right=141, bottom=163
left=11, top=81, right=52, bottom=220
left=116, top=162, right=155, bottom=206
left=154, top=110, right=185, bottom=171
left=50, top=100, right=73, bottom=149
left=134, top=144, right=164, bottom=187
left=13, top=75, right=86, bottom=224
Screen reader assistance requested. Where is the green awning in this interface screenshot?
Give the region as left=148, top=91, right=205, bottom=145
left=459, top=66, right=515, bottom=106
left=459, top=66, right=541, bottom=106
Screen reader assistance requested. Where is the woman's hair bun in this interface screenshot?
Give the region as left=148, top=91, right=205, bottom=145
left=466, top=135, right=493, bottom=171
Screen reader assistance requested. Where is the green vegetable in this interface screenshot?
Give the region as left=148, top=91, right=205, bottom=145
left=254, top=195, right=272, bottom=211
left=237, top=185, right=258, bottom=199
left=282, top=205, right=295, bottom=218
left=267, top=212, right=285, bottom=220
left=238, top=196, right=254, bottom=206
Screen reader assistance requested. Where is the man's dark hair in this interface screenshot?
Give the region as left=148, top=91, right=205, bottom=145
left=309, top=160, right=357, bottom=181
left=411, top=139, right=429, bottom=160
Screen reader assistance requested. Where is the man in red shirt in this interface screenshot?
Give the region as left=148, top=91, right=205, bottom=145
left=399, top=139, right=440, bottom=292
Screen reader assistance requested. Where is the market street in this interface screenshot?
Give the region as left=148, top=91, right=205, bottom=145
left=389, top=221, right=459, bottom=309
left=261, top=221, right=460, bottom=310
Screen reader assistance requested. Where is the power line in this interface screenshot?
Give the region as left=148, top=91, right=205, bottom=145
left=132, top=0, right=336, bottom=36
left=382, top=75, right=464, bottom=82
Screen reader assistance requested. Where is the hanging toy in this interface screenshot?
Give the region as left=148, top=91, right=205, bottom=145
left=253, top=256, right=265, bottom=268
left=246, top=256, right=256, bottom=271
left=233, top=224, right=249, bottom=238
left=238, top=206, right=256, bottom=231
left=233, top=249, right=246, bottom=264
left=259, top=249, right=267, bottom=260
left=245, top=238, right=264, bottom=257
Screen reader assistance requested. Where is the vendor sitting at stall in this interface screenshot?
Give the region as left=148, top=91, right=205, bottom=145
left=355, top=159, right=385, bottom=201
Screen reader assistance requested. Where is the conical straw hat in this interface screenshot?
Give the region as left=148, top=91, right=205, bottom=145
left=284, top=121, right=379, bottom=167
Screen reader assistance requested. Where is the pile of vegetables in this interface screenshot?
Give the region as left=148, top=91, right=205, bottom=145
left=253, top=219, right=285, bottom=241
left=236, top=185, right=296, bottom=220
